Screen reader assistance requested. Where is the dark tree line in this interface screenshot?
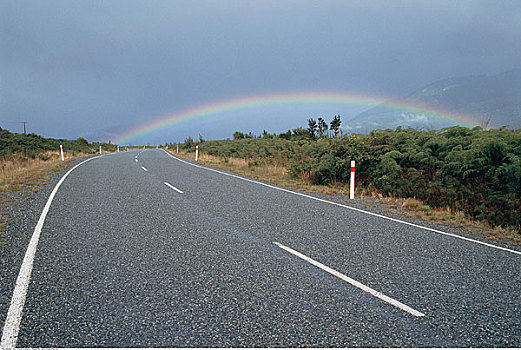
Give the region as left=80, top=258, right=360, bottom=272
left=225, top=115, right=343, bottom=142
left=307, top=115, right=342, bottom=139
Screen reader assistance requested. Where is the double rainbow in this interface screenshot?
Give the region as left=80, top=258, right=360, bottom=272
left=114, top=91, right=480, bottom=144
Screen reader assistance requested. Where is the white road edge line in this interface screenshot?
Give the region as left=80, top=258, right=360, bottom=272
left=162, top=149, right=521, bottom=257
left=273, top=241, right=425, bottom=317
left=1, top=155, right=102, bottom=348
left=164, top=182, right=183, bottom=194
left=141, top=166, right=148, bottom=171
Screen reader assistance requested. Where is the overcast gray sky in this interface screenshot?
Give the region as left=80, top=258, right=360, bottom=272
left=1, top=0, right=520, bottom=144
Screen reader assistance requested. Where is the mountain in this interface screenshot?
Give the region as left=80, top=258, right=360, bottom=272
left=345, top=69, right=521, bottom=133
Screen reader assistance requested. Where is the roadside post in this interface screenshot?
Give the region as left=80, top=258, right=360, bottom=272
left=195, top=145, right=199, bottom=161
left=60, top=145, right=64, bottom=161
left=176, top=144, right=179, bottom=153
left=350, top=160, right=355, bottom=199
left=99, top=145, right=102, bottom=155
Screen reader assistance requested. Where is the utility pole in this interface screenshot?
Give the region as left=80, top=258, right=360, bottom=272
left=22, top=121, right=27, bottom=134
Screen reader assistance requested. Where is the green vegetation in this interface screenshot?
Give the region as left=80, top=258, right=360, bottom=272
left=177, top=124, right=521, bottom=233
left=0, top=127, right=117, bottom=159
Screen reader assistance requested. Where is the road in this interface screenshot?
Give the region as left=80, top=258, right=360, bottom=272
left=2, top=149, right=520, bottom=347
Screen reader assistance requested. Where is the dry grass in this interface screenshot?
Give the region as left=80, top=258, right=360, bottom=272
left=385, top=197, right=521, bottom=246
left=486, top=226, right=520, bottom=244
left=0, top=151, right=91, bottom=238
left=403, top=198, right=423, bottom=209
left=0, top=218, right=7, bottom=246
left=199, top=153, right=289, bottom=181
left=1, top=151, right=66, bottom=192
left=171, top=149, right=521, bottom=246
left=0, top=151, right=94, bottom=192
left=173, top=150, right=354, bottom=195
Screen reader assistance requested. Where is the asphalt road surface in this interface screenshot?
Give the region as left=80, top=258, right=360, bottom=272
left=2, top=149, right=520, bottom=347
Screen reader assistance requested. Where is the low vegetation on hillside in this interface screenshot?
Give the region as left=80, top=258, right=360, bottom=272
left=175, top=123, right=521, bottom=234
left=0, top=128, right=117, bottom=192
left=0, top=127, right=116, bottom=159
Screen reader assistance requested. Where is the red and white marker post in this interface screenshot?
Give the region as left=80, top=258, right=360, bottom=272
left=99, top=145, right=102, bottom=155
left=59, top=145, right=64, bottom=161
left=350, top=160, right=355, bottom=199
left=195, top=145, right=199, bottom=161
left=176, top=144, right=179, bottom=153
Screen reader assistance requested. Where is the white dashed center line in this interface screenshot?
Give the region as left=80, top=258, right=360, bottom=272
left=273, top=241, right=425, bottom=317
left=164, top=182, right=183, bottom=194
left=141, top=166, right=148, bottom=172
left=163, top=150, right=521, bottom=257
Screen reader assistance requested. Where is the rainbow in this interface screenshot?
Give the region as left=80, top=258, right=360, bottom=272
left=114, top=91, right=482, bottom=144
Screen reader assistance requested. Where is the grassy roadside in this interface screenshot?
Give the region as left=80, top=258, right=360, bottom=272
left=0, top=151, right=90, bottom=192
left=169, top=149, right=521, bottom=247
left=0, top=151, right=91, bottom=242
left=0, top=217, right=6, bottom=246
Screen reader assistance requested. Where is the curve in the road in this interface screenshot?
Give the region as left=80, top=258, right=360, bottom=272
left=163, top=150, right=521, bottom=257
left=1, top=155, right=102, bottom=348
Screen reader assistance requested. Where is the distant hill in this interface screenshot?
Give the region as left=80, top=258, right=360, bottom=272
left=345, top=69, right=521, bottom=133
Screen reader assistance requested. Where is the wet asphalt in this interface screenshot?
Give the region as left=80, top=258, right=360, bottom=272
left=2, top=149, right=520, bottom=347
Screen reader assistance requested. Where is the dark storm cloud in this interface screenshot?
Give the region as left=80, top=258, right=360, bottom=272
left=1, top=0, right=520, bottom=141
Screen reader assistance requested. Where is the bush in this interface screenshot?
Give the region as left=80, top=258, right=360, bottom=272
left=187, top=126, right=521, bottom=232
left=0, top=127, right=117, bottom=158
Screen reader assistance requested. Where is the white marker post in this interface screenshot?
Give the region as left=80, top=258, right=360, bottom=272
left=350, top=160, right=355, bottom=199
left=176, top=144, right=179, bottom=153
left=117, top=145, right=120, bottom=152
left=99, top=145, right=102, bottom=155
left=59, top=145, right=64, bottom=161
left=195, top=145, right=199, bottom=161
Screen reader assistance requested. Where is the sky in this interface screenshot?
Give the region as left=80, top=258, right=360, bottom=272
left=1, top=0, right=520, bottom=145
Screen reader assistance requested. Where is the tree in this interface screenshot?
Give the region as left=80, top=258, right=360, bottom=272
left=292, top=127, right=308, bottom=139
left=184, top=136, right=194, bottom=149
left=233, top=131, right=247, bottom=140
left=330, top=114, right=342, bottom=138
left=317, top=117, right=328, bottom=137
left=307, top=118, right=317, bottom=140
left=279, top=129, right=292, bottom=140
left=76, top=137, right=89, bottom=146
